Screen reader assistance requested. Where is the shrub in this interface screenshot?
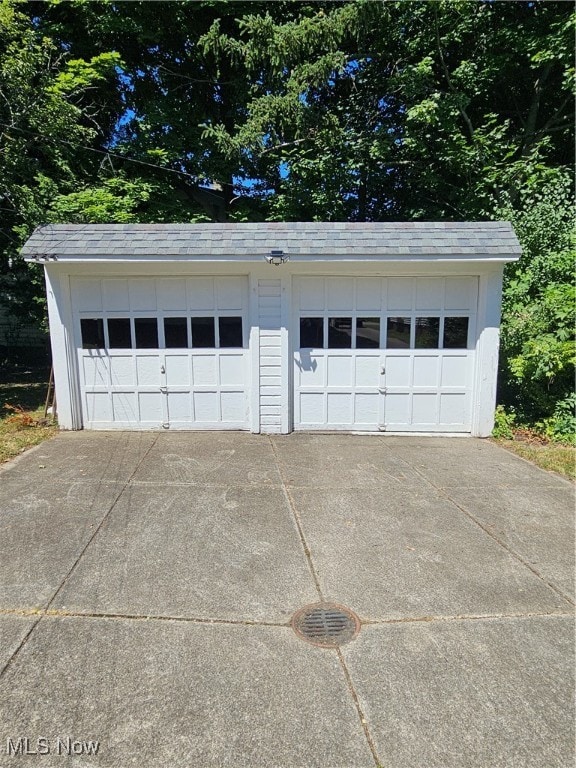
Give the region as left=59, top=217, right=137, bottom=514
left=492, top=405, right=517, bottom=440
left=536, top=395, right=576, bottom=446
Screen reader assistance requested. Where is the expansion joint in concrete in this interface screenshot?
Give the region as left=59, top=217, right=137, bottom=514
left=267, top=436, right=325, bottom=602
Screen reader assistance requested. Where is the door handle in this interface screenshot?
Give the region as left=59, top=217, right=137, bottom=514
left=380, top=365, right=385, bottom=374
left=160, top=365, right=165, bottom=374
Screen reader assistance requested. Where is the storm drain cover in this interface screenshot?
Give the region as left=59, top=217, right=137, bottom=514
left=291, top=602, right=360, bottom=648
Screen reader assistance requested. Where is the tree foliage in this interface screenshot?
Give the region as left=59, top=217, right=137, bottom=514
left=0, top=0, right=573, bottom=437
left=497, top=172, right=575, bottom=442
left=0, top=0, right=122, bottom=322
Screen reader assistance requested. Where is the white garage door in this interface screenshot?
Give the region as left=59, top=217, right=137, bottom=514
left=294, top=277, right=477, bottom=432
left=72, top=277, right=249, bottom=429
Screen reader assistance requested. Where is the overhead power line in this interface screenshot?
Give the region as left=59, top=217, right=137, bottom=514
left=0, top=121, right=218, bottom=185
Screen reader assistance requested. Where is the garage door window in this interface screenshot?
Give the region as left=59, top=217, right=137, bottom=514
left=80, top=318, right=105, bottom=349
left=356, top=318, right=380, bottom=349
left=443, top=317, right=469, bottom=348
left=134, top=318, right=159, bottom=349
left=414, top=317, right=440, bottom=349
left=328, top=318, right=352, bottom=348
left=385, top=315, right=470, bottom=349
left=218, top=316, right=243, bottom=347
left=191, top=316, right=215, bottom=348
left=107, top=318, right=132, bottom=349
left=300, top=317, right=324, bottom=348
left=300, top=317, right=380, bottom=349
left=81, top=314, right=245, bottom=350
left=164, top=317, right=189, bottom=348
left=386, top=317, right=411, bottom=349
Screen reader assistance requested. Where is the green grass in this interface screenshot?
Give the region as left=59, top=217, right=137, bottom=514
left=0, top=380, right=58, bottom=464
left=494, top=437, right=575, bottom=481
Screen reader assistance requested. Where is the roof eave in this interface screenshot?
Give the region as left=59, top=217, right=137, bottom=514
left=24, top=251, right=521, bottom=264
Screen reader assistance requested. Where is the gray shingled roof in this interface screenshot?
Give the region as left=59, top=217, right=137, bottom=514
left=21, top=222, right=521, bottom=259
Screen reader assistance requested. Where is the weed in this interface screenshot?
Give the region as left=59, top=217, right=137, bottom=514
left=3, top=403, right=42, bottom=427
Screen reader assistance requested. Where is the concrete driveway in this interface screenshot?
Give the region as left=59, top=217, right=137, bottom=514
left=0, top=432, right=573, bottom=768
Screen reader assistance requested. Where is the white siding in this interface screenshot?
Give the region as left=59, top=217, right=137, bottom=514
left=258, top=279, right=282, bottom=433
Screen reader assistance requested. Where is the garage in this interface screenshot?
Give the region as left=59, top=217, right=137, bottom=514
left=21, top=222, right=520, bottom=436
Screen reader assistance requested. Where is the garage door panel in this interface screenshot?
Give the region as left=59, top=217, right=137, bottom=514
left=110, top=356, right=134, bottom=386
left=75, top=276, right=249, bottom=430
left=327, top=393, right=352, bottom=424
left=83, top=355, right=109, bottom=386
left=85, top=392, right=112, bottom=423
left=412, top=393, right=438, bottom=424
left=220, top=391, right=246, bottom=422
left=386, top=279, right=413, bottom=311
left=295, top=277, right=476, bottom=432
left=216, top=277, right=243, bottom=310
left=136, top=356, right=161, bottom=386
left=300, top=392, right=325, bottom=424
left=219, top=354, right=245, bottom=386
left=138, top=392, right=163, bottom=422
left=298, top=278, right=325, bottom=311
left=354, top=393, right=379, bottom=424
left=74, top=280, right=102, bottom=311
left=297, top=354, right=324, bottom=387
left=192, top=356, right=217, bottom=386
left=440, top=392, right=470, bottom=425
left=445, top=277, right=476, bottom=310
left=102, top=280, right=129, bottom=311
left=166, top=392, right=192, bottom=421
left=413, top=356, right=439, bottom=388
left=327, top=278, right=352, bottom=310
left=327, top=355, right=353, bottom=388
left=416, top=279, right=443, bottom=310
left=441, top=356, right=469, bottom=388
left=165, top=355, right=191, bottom=386
left=111, top=392, right=138, bottom=423
left=187, top=278, right=215, bottom=310
left=158, top=279, right=187, bottom=311
left=356, top=279, right=382, bottom=311
left=384, top=393, right=411, bottom=425
left=385, top=356, right=410, bottom=388
left=193, top=391, right=219, bottom=422
left=129, top=279, right=157, bottom=311
left=355, top=356, right=379, bottom=387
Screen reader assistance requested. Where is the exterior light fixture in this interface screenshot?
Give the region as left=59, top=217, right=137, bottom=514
left=265, top=249, right=289, bottom=266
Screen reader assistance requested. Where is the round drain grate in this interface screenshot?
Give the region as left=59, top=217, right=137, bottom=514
left=291, top=602, right=360, bottom=648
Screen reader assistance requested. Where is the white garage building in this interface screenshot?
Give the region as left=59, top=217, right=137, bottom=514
left=22, top=222, right=520, bottom=436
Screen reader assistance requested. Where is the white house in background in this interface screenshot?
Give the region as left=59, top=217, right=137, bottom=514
left=21, top=222, right=520, bottom=436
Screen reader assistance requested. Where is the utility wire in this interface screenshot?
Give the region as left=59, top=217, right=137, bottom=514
left=0, top=121, right=224, bottom=186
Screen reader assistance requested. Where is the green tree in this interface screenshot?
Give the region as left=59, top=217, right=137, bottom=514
left=200, top=1, right=573, bottom=220
left=0, top=0, right=122, bottom=325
